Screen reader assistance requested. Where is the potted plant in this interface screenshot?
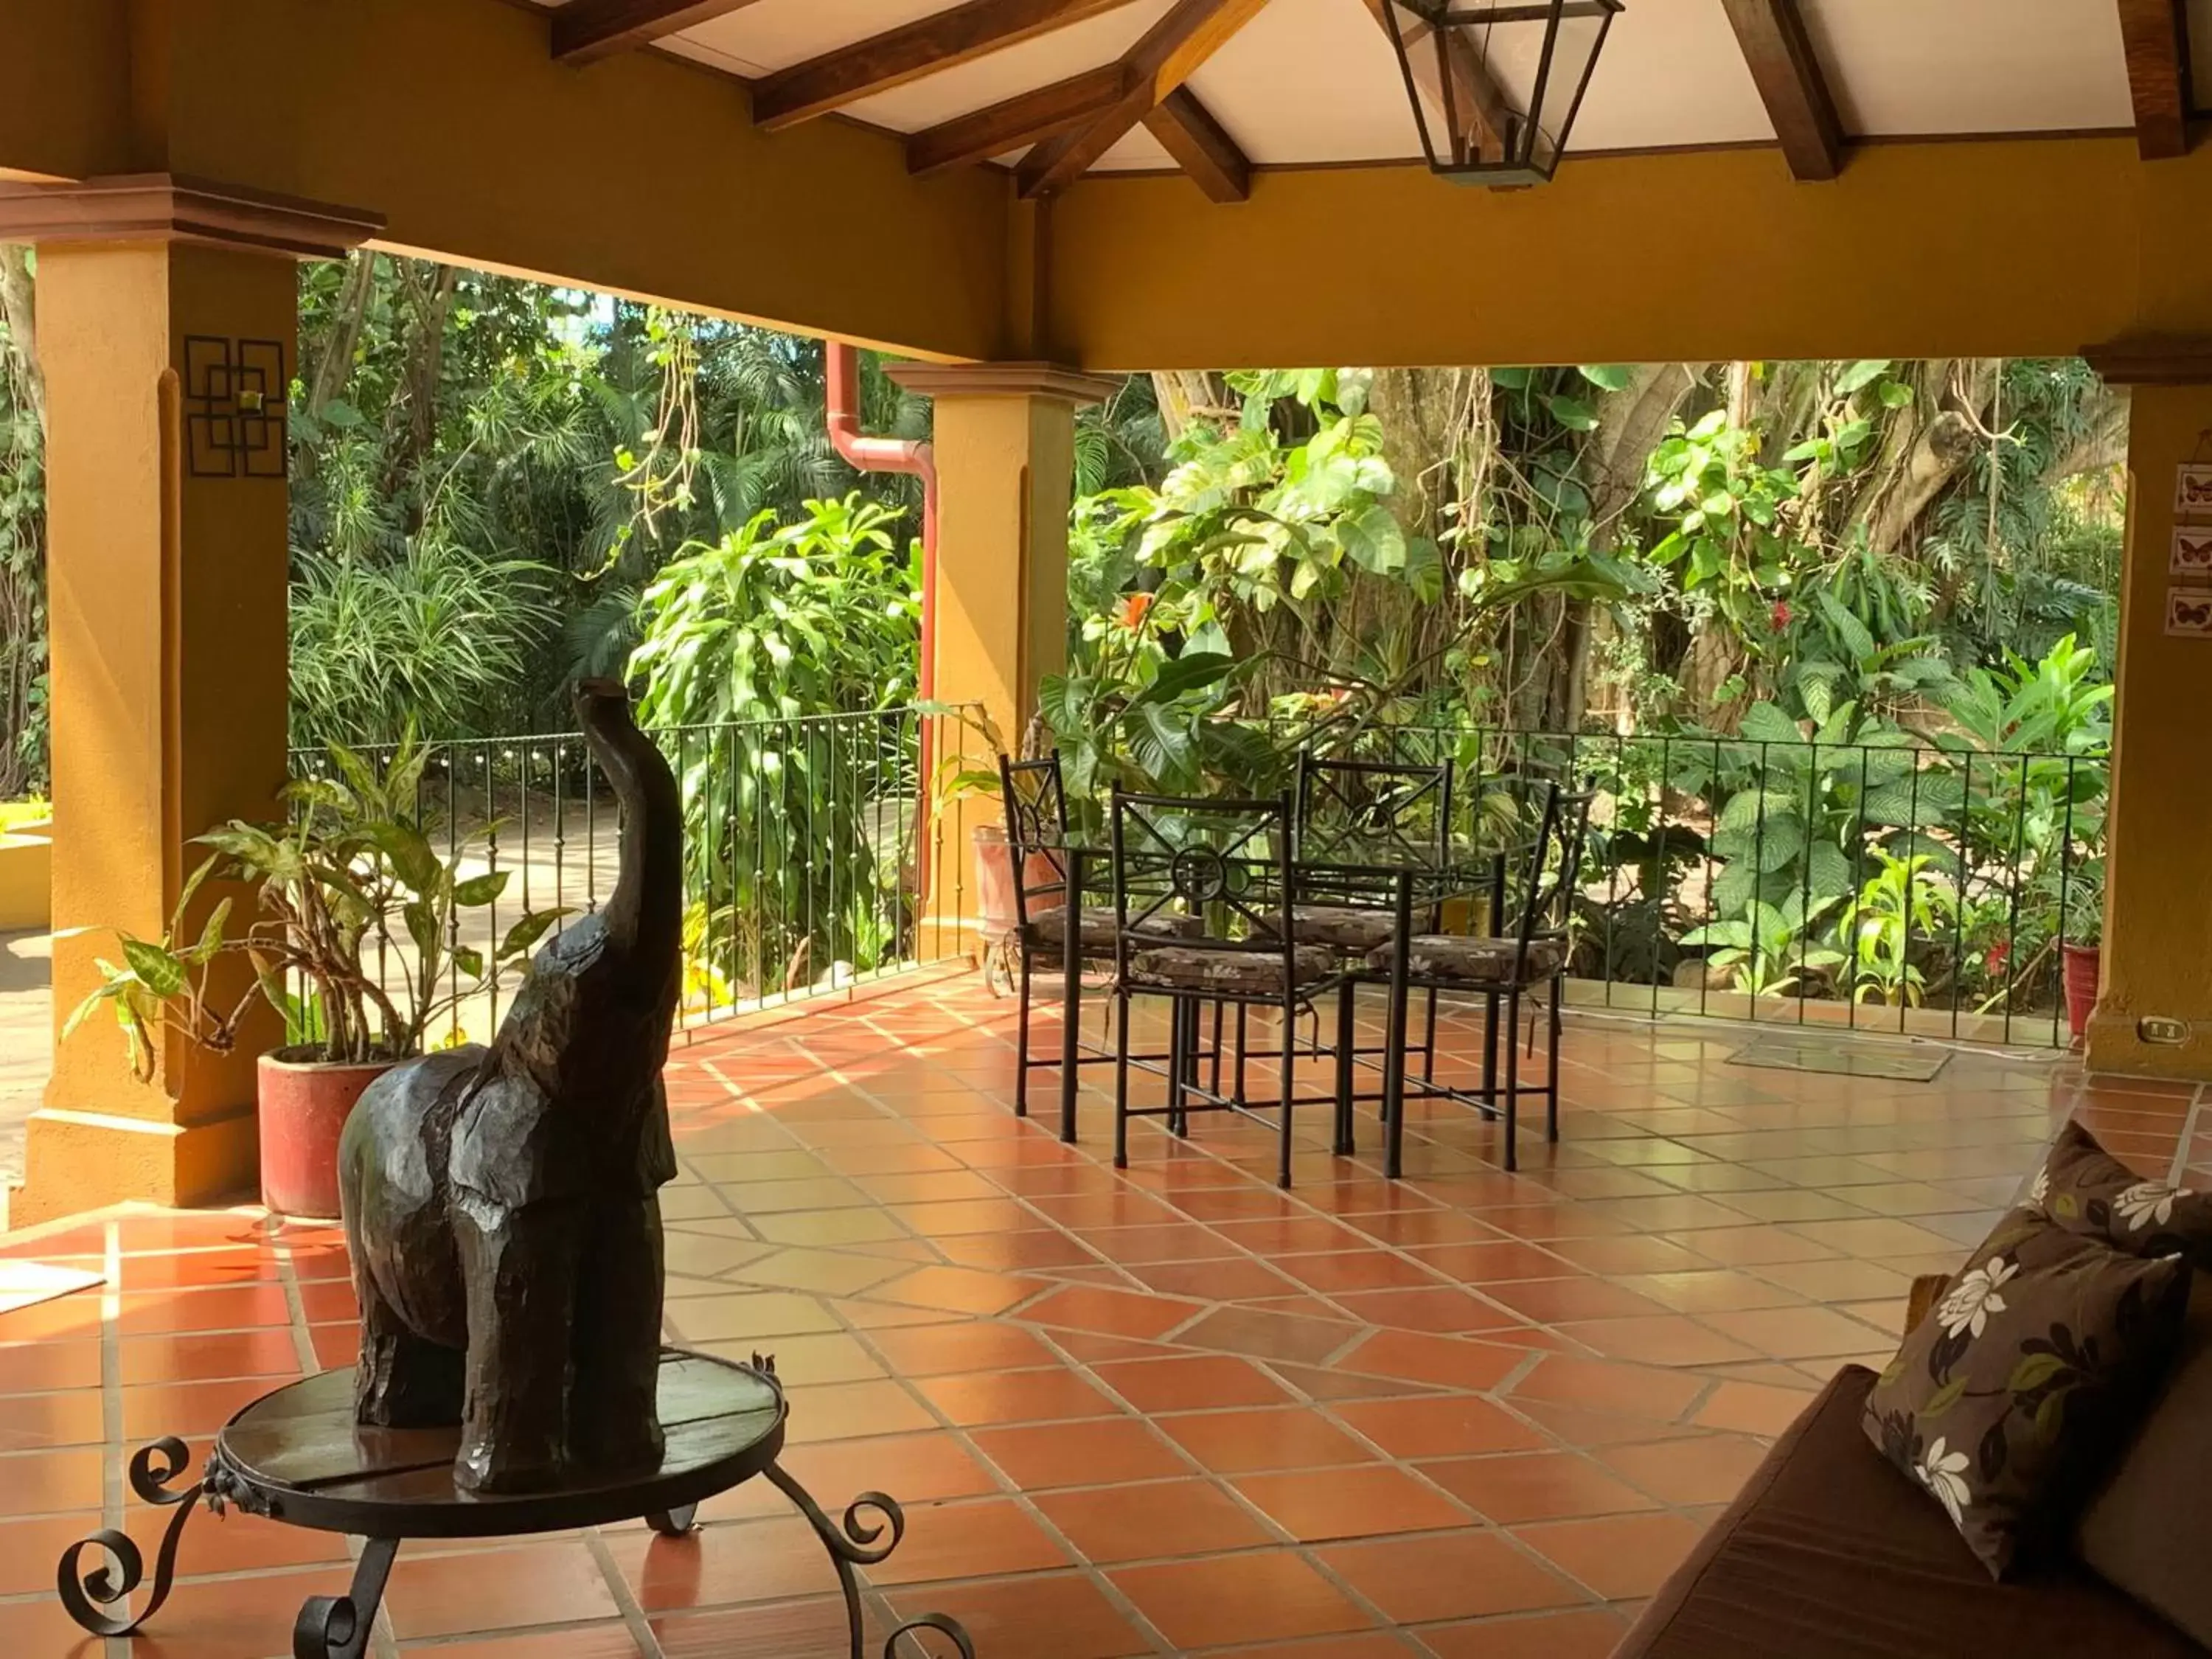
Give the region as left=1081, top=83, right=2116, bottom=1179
left=2060, top=858, right=2106, bottom=1046
left=914, top=702, right=1047, bottom=992
left=66, top=728, right=565, bottom=1219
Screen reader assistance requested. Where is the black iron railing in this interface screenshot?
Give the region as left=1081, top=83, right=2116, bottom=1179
left=1264, top=720, right=2107, bottom=1048
left=291, top=707, right=979, bottom=1040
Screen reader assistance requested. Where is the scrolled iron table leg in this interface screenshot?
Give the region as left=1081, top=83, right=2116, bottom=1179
left=293, top=1535, right=398, bottom=1659
left=56, top=1436, right=205, bottom=1638
left=766, top=1462, right=974, bottom=1659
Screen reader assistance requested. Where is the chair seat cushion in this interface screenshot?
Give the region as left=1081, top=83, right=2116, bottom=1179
left=1365, top=935, right=1566, bottom=984
left=1614, top=1365, right=2205, bottom=1659
left=1254, top=905, right=1401, bottom=953
left=1027, top=905, right=1202, bottom=953
left=1128, top=944, right=1338, bottom=994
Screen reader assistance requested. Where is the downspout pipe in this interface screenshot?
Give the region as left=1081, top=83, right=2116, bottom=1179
left=824, top=341, right=941, bottom=904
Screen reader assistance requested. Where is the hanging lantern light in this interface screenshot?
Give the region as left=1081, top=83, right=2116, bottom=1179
left=1379, top=0, right=1624, bottom=187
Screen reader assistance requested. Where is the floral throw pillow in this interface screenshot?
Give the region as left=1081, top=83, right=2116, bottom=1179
left=2032, top=1120, right=2212, bottom=1263
left=1863, top=1205, right=2191, bottom=1579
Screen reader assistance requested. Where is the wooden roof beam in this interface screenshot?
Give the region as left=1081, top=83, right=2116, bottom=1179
left=752, top=0, right=1141, bottom=131
left=1719, top=0, right=1846, bottom=181
left=907, top=64, right=1131, bottom=177
left=552, top=0, right=768, bottom=66
left=1141, top=86, right=1250, bottom=201
left=2118, top=0, right=2194, bottom=159
left=1017, top=0, right=1272, bottom=198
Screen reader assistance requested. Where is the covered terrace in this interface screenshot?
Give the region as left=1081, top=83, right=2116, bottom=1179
left=4, top=0, right=2212, bottom=1653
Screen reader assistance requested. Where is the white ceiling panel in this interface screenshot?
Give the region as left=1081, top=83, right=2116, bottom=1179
left=1180, top=0, right=1425, bottom=165
left=564, top=0, right=2154, bottom=182
left=1565, top=0, right=1774, bottom=150
left=1089, top=125, right=1179, bottom=170
left=841, top=0, right=1175, bottom=133
left=674, top=0, right=964, bottom=79
left=1799, top=0, right=2132, bottom=136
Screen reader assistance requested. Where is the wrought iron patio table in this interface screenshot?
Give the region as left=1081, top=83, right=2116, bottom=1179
left=1038, top=840, right=1509, bottom=1163
left=55, top=1348, right=973, bottom=1659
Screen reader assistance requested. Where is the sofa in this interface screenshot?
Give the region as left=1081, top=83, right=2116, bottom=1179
left=1614, top=1275, right=2212, bottom=1659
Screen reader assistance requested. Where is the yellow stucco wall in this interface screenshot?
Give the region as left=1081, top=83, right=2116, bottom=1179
left=1042, top=139, right=2154, bottom=369
left=1, top=0, right=1015, bottom=361
left=0, top=0, right=128, bottom=183
left=2087, top=382, right=2212, bottom=1078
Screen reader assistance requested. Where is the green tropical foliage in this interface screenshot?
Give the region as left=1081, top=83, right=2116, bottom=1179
left=628, top=496, right=922, bottom=995
left=0, top=244, right=2129, bottom=1031
left=66, top=727, right=565, bottom=1069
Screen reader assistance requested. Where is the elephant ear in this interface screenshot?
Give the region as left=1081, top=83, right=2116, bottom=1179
left=449, top=1071, right=560, bottom=1209
left=635, top=1076, right=678, bottom=1192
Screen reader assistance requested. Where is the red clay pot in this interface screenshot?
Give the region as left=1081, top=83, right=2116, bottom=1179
left=971, top=825, right=1058, bottom=936
left=257, top=1047, right=398, bottom=1220
left=2062, top=943, right=2102, bottom=1044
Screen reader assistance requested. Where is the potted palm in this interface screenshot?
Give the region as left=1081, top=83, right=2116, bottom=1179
left=66, top=728, right=564, bottom=1218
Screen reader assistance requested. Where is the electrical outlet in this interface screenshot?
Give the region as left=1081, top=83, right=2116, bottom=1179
left=2138, top=1017, right=2188, bottom=1046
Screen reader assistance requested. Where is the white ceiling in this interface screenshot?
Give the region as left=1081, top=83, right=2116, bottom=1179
left=552, top=0, right=2179, bottom=178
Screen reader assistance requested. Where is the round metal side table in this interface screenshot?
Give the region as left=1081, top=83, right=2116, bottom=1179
left=57, top=1348, right=973, bottom=1659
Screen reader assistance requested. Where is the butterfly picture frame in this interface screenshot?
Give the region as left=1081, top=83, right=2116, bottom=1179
left=2167, top=590, right=2212, bottom=636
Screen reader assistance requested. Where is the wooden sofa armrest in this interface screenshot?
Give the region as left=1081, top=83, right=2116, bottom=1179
left=1906, top=1273, right=1950, bottom=1335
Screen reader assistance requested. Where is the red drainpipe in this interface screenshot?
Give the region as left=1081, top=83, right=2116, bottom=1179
left=824, top=341, right=940, bottom=901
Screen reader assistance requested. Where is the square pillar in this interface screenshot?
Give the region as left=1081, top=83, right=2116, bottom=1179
left=2084, top=344, right=2212, bottom=1078
left=0, top=177, right=379, bottom=1222
left=886, top=361, right=1119, bottom=745
left=884, top=361, right=1117, bottom=936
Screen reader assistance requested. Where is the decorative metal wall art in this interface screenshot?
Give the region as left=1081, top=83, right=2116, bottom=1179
left=182, top=335, right=288, bottom=479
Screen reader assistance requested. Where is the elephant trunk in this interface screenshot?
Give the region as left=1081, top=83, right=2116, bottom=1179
left=576, top=681, right=683, bottom=1005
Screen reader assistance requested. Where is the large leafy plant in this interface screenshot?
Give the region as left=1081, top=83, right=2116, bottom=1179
left=66, top=728, right=564, bottom=1074
left=628, top=495, right=922, bottom=995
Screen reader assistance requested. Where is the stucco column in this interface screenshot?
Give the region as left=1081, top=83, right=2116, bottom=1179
left=2084, top=345, right=2212, bottom=1079
left=0, top=178, right=379, bottom=1222
left=884, top=362, right=1117, bottom=938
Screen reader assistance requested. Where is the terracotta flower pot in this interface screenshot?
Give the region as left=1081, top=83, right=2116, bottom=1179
left=970, top=824, right=1057, bottom=937
left=257, top=1047, right=400, bottom=1220
left=2062, top=942, right=2102, bottom=1044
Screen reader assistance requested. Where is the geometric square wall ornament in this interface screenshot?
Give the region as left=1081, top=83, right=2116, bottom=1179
left=182, top=335, right=288, bottom=480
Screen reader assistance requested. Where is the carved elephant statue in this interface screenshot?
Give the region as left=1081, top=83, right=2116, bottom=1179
left=338, top=680, right=684, bottom=1494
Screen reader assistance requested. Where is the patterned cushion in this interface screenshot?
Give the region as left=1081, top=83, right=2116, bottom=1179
left=1363, top=935, right=1567, bottom=984
left=2031, top=1120, right=2212, bottom=1265
left=1027, top=905, right=1202, bottom=953
left=1862, top=1204, right=2193, bottom=1579
left=1254, top=905, right=1401, bottom=953
left=1128, top=944, right=1339, bottom=994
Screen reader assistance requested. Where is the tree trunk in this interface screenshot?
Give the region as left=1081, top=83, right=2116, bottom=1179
left=0, top=246, right=44, bottom=796
left=1551, top=363, right=1700, bottom=730
left=1149, top=370, right=1232, bottom=441
left=307, top=250, right=378, bottom=422
left=0, top=246, right=42, bottom=430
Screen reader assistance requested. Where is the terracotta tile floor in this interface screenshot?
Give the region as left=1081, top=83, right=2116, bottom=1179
left=0, top=978, right=2199, bottom=1657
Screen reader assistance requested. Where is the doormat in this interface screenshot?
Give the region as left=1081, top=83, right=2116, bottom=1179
left=1728, top=1033, right=1950, bottom=1082
left=0, top=1259, right=103, bottom=1316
